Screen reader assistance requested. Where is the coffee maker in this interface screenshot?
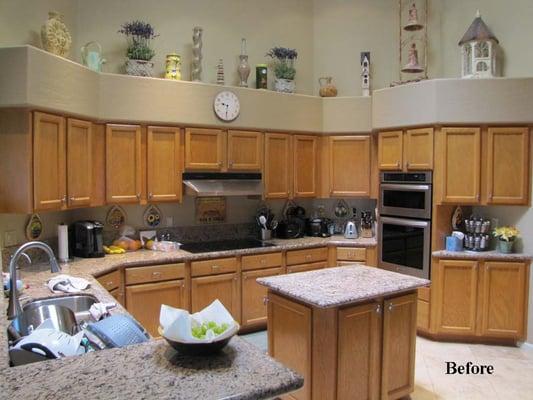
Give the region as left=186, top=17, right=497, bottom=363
left=70, top=221, right=105, bottom=258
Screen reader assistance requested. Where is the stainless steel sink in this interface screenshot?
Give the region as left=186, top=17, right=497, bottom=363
left=22, top=294, right=98, bottom=323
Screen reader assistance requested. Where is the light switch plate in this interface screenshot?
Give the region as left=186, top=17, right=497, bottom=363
left=4, top=230, right=17, bottom=247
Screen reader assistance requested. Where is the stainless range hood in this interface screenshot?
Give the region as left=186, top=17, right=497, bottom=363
left=183, top=172, right=263, bottom=197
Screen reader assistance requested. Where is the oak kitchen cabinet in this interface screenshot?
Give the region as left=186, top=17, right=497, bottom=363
left=184, top=128, right=262, bottom=172
left=33, top=113, right=95, bottom=211
left=146, top=126, right=182, bottom=202
left=328, top=136, right=371, bottom=197
left=432, top=258, right=528, bottom=340
left=378, top=128, right=434, bottom=171
left=191, top=257, right=240, bottom=322
left=124, top=263, right=188, bottom=337
left=106, top=124, right=142, bottom=204
left=293, top=135, right=318, bottom=197
left=335, top=246, right=378, bottom=267
left=485, top=127, right=529, bottom=205
left=264, top=132, right=292, bottom=199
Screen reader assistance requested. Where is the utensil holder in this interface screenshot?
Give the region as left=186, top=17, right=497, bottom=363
left=260, top=229, right=272, bottom=241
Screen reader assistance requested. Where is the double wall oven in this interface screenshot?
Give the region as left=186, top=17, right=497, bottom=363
left=378, top=172, right=432, bottom=279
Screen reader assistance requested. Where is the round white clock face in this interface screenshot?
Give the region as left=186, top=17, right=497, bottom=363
left=213, top=91, right=240, bottom=122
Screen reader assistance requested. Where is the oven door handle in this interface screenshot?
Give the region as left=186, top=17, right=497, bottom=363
left=379, top=216, right=430, bottom=228
left=381, top=184, right=430, bottom=191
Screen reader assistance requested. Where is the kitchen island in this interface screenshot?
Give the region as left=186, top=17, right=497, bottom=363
left=258, top=266, right=429, bottom=400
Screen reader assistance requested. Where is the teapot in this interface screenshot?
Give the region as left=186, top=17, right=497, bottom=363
left=318, top=76, right=338, bottom=97
left=81, top=41, right=106, bottom=72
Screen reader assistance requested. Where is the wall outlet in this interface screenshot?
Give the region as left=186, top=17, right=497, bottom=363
left=4, top=230, right=17, bottom=247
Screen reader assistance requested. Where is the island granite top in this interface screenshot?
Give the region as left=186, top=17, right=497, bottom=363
left=257, top=266, right=430, bottom=308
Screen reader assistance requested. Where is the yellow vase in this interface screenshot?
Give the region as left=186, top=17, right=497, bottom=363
left=165, top=53, right=181, bottom=80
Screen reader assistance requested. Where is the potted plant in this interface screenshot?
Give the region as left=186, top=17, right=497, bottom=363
left=493, top=226, right=520, bottom=253
left=266, top=46, right=298, bottom=93
left=118, top=20, right=158, bottom=77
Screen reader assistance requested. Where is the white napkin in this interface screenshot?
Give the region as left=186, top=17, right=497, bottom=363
left=46, top=274, right=90, bottom=293
left=160, top=299, right=239, bottom=343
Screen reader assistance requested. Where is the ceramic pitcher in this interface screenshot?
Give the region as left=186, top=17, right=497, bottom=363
left=81, top=41, right=106, bottom=72
left=318, top=76, right=338, bottom=97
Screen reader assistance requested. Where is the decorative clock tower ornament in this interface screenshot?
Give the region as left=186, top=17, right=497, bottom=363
left=459, top=10, right=500, bottom=79
left=361, top=52, right=370, bottom=97
left=216, top=59, right=225, bottom=85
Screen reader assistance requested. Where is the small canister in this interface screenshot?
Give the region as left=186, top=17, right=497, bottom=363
left=256, top=64, right=268, bottom=89
left=165, top=53, right=181, bottom=80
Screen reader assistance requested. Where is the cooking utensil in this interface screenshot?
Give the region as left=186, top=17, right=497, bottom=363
left=86, top=314, right=149, bottom=348
left=259, top=215, right=268, bottom=230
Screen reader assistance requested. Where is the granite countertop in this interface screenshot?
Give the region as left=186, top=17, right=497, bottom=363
left=432, top=250, right=532, bottom=261
left=0, top=236, right=374, bottom=398
left=257, top=266, right=429, bottom=308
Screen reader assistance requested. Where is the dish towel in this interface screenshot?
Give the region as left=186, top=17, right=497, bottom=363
left=46, top=274, right=90, bottom=293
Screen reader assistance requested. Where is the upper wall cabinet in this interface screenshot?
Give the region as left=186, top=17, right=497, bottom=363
left=264, top=133, right=292, bottom=199
left=293, top=135, right=318, bottom=198
left=184, top=128, right=262, bottom=172
left=328, top=136, right=370, bottom=197
left=378, top=128, right=433, bottom=171
left=106, top=124, right=142, bottom=204
left=66, top=118, right=92, bottom=208
left=485, top=127, right=529, bottom=205
left=227, top=130, right=262, bottom=171
left=184, top=128, right=225, bottom=171
left=437, top=127, right=481, bottom=204
left=33, top=112, right=67, bottom=211
left=147, top=126, right=182, bottom=202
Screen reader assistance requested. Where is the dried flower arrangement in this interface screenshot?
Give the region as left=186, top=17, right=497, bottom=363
left=118, top=20, right=159, bottom=61
left=266, top=46, right=298, bottom=80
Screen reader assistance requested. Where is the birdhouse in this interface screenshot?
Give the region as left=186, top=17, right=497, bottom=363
left=361, top=52, right=370, bottom=97
left=459, top=11, right=500, bottom=78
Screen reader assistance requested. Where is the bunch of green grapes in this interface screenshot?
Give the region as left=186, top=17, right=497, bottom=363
left=191, top=321, right=229, bottom=339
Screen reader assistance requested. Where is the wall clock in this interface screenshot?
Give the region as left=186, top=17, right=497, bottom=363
left=213, top=90, right=240, bottom=122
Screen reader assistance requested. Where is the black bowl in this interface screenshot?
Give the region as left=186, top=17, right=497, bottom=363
left=158, top=326, right=235, bottom=356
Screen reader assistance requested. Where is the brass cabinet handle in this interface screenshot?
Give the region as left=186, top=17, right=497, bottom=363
left=69, top=196, right=76, bottom=202
left=211, top=265, right=220, bottom=271
left=263, top=296, right=269, bottom=305
left=233, top=276, right=237, bottom=281
left=148, top=192, right=153, bottom=199
left=305, top=254, right=312, bottom=261
left=61, top=195, right=67, bottom=204
left=260, top=259, right=267, bottom=265
left=152, top=271, right=162, bottom=277
left=218, top=161, right=223, bottom=167
left=136, top=193, right=141, bottom=200
left=388, top=302, right=393, bottom=312
left=375, top=304, right=381, bottom=314
left=396, top=161, right=400, bottom=168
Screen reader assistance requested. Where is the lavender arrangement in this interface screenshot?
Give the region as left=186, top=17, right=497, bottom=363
left=266, top=46, right=298, bottom=80
left=118, top=20, right=159, bottom=61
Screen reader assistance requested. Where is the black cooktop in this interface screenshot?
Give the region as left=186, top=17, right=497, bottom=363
left=181, top=239, right=275, bottom=254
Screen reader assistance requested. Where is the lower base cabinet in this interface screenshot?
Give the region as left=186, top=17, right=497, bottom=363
left=241, top=266, right=284, bottom=328
left=125, top=279, right=187, bottom=337
left=191, top=272, right=240, bottom=323
left=268, top=291, right=417, bottom=400
left=429, top=259, right=528, bottom=341
left=287, top=261, right=327, bottom=274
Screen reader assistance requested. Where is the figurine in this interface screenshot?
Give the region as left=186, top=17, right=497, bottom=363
left=216, top=59, right=224, bottom=85
left=408, top=3, right=418, bottom=25
left=402, top=43, right=424, bottom=73
left=191, top=26, right=203, bottom=82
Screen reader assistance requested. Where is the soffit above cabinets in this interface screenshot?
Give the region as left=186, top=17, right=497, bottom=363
left=2, top=46, right=533, bottom=132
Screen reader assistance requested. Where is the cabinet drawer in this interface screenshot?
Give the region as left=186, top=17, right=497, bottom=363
left=286, top=247, right=328, bottom=266
left=337, top=261, right=366, bottom=267
left=97, top=270, right=120, bottom=291
left=191, top=257, right=237, bottom=277
left=336, top=247, right=366, bottom=261
left=125, top=263, right=186, bottom=285
left=242, top=252, right=282, bottom=271
left=287, top=261, right=327, bottom=274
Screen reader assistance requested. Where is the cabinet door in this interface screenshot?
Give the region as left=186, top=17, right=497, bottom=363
left=67, top=118, right=92, bottom=207
left=242, top=266, right=284, bottom=328
left=382, top=293, right=417, bottom=400
left=439, top=127, right=481, bottom=204
left=405, top=127, right=433, bottom=170
left=264, top=133, right=292, bottom=199
left=337, top=302, right=381, bottom=400
left=479, top=261, right=527, bottom=339
left=33, top=112, right=66, bottom=211
left=268, top=293, right=312, bottom=400
left=106, top=124, right=142, bottom=203
left=147, top=126, right=182, bottom=202
left=486, top=127, right=529, bottom=205
left=329, top=136, right=370, bottom=197
left=227, top=130, right=262, bottom=171
left=434, top=259, right=478, bottom=335
left=184, top=128, right=225, bottom=170
left=378, top=131, right=403, bottom=170
left=293, top=135, right=318, bottom=198
left=191, top=273, right=240, bottom=322
left=125, top=279, right=187, bottom=337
